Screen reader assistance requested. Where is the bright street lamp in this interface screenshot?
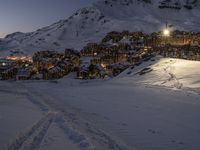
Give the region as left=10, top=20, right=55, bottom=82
left=163, top=29, right=170, bottom=36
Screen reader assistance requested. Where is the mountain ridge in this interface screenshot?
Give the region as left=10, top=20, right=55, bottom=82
left=0, top=0, right=200, bottom=56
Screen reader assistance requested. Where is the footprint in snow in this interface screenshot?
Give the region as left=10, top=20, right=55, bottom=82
left=121, top=123, right=127, bottom=126
left=148, top=129, right=160, bottom=134
left=170, top=139, right=185, bottom=145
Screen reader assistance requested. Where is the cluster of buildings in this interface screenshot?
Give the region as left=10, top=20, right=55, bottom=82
left=79, top=46, right=153, bottom=79
left=79, top=30, right=200, bottom=79
left=79, top=32, right=156, bottom=79
left=32, top=49, right=80, bottom=80
left=0, top=49, right=80, bottom=80
left=1, top=30, right=200, bottom=80
left=0, top=56, right=32, bottom=80
left=158, top=45, right=200, bottom=60
left=159, top=0, right=196, bottom=10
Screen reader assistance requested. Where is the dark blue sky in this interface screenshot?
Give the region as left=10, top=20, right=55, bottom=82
left=0, top=0, right=95, bottom=37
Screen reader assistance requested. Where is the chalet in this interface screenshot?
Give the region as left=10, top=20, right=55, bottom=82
left=70, top=56, right=81, bottom=67
left=77, top=64, right=106, bottom=79
left=81, top=43, right=100, bottom=56
left=184, top=0, right=194, bottom=9
left=127, top=55, right=141, bottom=63
left=77, top=65, right=90, bottom=79
left=33, top=50, right=64, bottom=72
left=0, top=67, right=18, bottom=80
left=108, top=63, right=129, bottom=76
left=16, top=68, right=31, bottom=80
left=0, top=59, right=16, bottom=68
left=57, top=60, right=73, bottom=73
left=43, top=66, right=65, bottom=80
left=0, top=59, right=17, bottom=80
left=31, top=73, right=43, bottom=80
left=159, top=0, right=181, bottom=9
left=65, top=49, right=80, bottom=58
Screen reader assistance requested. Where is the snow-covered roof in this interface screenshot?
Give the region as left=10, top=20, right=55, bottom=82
left=17, top=68, right=31, bottom=77
left=48, top=66, right=64, bottom=74
left=119, top=37, right=131, bottom=44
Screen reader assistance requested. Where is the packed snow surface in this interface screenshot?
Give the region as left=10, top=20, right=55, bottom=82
left=119, top=57, right=200, bottom=89
left=1, top=58, right=200, bottom=150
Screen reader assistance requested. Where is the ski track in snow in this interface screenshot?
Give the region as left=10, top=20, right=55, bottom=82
left=6, top=83, right=132, bottom=150
left=162, top=60, right=183, bottom=89
left=7, top=113, right=54, bottom=150
left=121, top=58, right=185, bottom=90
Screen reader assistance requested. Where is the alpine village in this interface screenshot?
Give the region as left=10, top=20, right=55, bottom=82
left=1, top=29, right=200, bottom=81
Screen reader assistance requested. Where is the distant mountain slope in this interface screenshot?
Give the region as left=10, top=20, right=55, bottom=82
left=0, top=0, right=200, bottom=56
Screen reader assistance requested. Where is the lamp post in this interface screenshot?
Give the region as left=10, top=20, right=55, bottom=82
left=163, top=22, right=172, bottom=45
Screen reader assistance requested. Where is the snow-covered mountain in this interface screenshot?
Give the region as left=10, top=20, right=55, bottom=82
left=0, top=0, right=200, bottom=56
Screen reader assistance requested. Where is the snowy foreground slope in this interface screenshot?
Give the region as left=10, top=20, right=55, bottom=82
left=1, top=58, right=200, bottom=150
left=1, top=0, right=200, bottom=56
left=119, top=57, right=200, bottom=89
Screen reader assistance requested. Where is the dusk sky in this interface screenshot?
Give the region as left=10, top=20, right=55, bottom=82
left=0, top=0, right=95, bottom=37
